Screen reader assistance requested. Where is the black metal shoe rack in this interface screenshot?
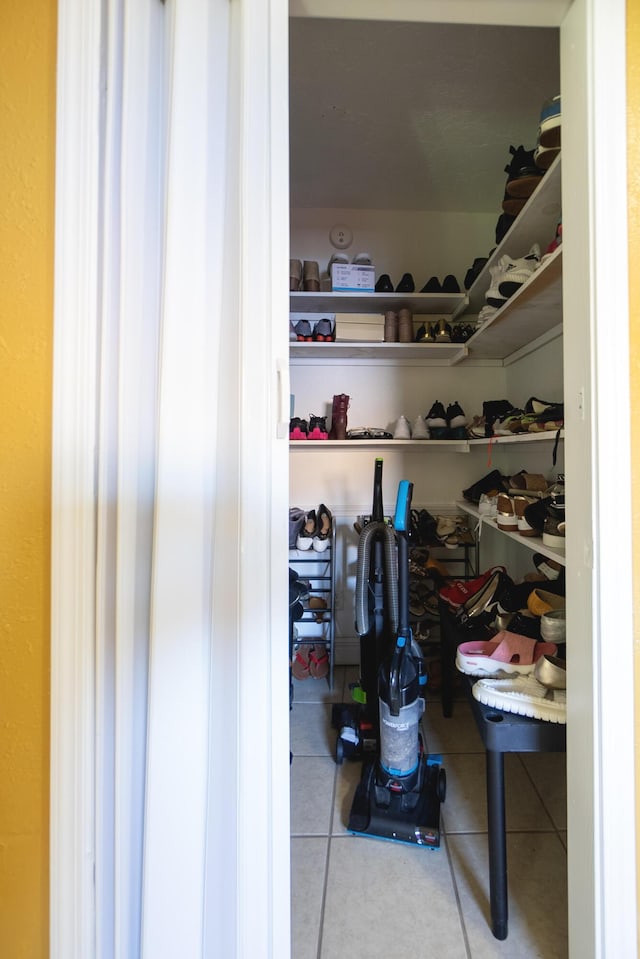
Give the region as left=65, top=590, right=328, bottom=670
left=289, top=522, right=336, bottom=689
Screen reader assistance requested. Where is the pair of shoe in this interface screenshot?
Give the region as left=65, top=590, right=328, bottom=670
left=435, top=515, right=475, bottom=549
left=290, top=259, right=321, bottom=292
left=292, top=643, right=330, bottom=681
left=463, top=257, right=490, bottom=290
left=425, top=401, right=467, bottom=440
left=420, top=274, right=461, bottom=294
left=456, top=629, right=558, bottom=679
left=485, top=245, right=541, bottom=309
left=375, top=271, right=416, bottom=293
left=519, top=494, right=566, bottom=552
left=415, top=318, right=454, bottom=344
left=534, top=95, right=561, bottom=171
left=472, top=655, right=567, bottom=723
left=502, top=144, right=545, bottom=216
left=292, top=318, right=336, bottom=342
left=289, top=415, right=329, bottom=440
left=295, top=504, right=333, bottom=552
left=393, top=414, right=430, bottom=440
left=384, top=308, right=413, bottom=343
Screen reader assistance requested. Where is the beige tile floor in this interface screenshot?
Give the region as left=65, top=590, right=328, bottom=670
left=290, top=666, right=567, bottom=959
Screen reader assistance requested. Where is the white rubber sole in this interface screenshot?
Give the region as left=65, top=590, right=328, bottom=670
left=456, top=650, right=535, bottom=678
left=473, top=675, right=566, bottom=723
left=542, top=531, right=566, bottom=551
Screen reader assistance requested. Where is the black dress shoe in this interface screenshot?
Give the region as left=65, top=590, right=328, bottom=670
left=442, top=274, right=461, bottom=293
left=395, top=272, right=415, bottom=293
left=420, top=276, right=442, bottom=293
left=375, top=273, right=394, bottom=292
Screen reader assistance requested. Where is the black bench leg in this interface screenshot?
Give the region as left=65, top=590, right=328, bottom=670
left=486, top=749, right=508, bottom=940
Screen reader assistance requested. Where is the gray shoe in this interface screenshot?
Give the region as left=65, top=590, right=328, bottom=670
left=534, top=653, right=566, bottom=689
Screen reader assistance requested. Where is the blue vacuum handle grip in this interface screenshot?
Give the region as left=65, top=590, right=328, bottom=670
left=394, top=480, right=413, bottom=533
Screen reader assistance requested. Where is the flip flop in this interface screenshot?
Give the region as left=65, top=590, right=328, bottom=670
left=292, top=647, right=311, bottom=680
left=308, top=644, right=329, bottom=679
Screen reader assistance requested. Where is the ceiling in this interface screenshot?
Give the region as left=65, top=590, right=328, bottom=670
left=289, top=19, right=560, bottom=213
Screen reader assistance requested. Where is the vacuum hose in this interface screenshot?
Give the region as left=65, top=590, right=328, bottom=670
left=354, top=521, right=399, bottom=637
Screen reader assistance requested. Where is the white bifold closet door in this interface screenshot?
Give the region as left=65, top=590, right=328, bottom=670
left=51, top=1, right=290, bottom=957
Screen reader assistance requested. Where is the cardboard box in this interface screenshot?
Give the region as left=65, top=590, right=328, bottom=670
left=336, top=316, right=384, bottom=341
left=331, top=262, right=375, bottom=292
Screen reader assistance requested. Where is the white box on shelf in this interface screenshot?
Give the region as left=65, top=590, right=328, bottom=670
left=331, top=262, right=375, bottom=292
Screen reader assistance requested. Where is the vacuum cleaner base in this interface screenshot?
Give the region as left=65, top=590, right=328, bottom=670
left=348, top=751, right=446, bottom=848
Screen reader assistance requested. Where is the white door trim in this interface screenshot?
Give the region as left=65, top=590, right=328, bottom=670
left=51, top=0, right=102, bottom=954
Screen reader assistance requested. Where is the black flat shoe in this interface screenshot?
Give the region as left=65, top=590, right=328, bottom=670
left=375, top=273, right=394, bottom=292
left=395, top=272, right=415, bottom=293
left=420, top=276, right=441, bottom=293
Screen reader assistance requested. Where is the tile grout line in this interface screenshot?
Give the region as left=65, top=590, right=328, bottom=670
left=315, top=709, right=342, bottom=959
left=441, top=831, right=474, bottom=959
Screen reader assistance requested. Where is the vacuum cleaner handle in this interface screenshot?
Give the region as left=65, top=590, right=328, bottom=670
left=393, top=479, right=412, bottom=534
left=394, top=480, right=413, bottom=639
left=372, top=457, right=384, bottom=523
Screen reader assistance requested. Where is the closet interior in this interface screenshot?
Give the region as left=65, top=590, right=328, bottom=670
left=289, top=18, right=563, bottom=659
left=289, top=15, right=568, bottom=958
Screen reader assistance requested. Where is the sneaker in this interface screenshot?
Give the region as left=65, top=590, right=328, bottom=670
left=426, top=400, right=449, bottom=439
left=289, top=417, right=308, bottom=440
left=497, top=244, right=541, bottom=299
left=504, top=144, right=544, bottom=199
left=485, top=262, right=509, bottom=308
left=446, top=401, right=467, bottom=439
left=538, top=94, right=561, bottom=148
left=472, top=673, right=566, bottom=723
left=542, top=504, right=566, bottom=551
left=312, top=318, right=335, bottom=342
left=393, top=415, right=412, bottom=439
left=446, top=401, right=467, bottom=429
left=294, top=319, right=313, bottom=341
left=411, top=414, right=430, bottom=439
left=426, top=401, right=447, bottom=429
left=307, top=415, right=328, bottom=440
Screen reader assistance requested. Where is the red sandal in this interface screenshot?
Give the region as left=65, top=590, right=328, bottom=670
left=292, top=647, right=311, bottom=680
left=309, top=644, right=329, bottom=680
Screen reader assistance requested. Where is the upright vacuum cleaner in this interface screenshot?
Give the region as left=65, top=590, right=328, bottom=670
left=342, top=464, right=446, bottom=847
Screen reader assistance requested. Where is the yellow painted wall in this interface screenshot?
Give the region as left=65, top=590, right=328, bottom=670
left=0, top=1, right=56, bottom=955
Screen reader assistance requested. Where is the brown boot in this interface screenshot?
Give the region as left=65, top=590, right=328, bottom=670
left=328, top=393, right=350, bottom=440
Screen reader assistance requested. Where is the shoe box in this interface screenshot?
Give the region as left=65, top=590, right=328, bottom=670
left=331, top=262, right=375, bottom=292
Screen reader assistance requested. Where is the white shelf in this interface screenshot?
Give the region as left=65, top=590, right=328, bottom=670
left=466, top=155, right=562, bottom=315
left=290, top=290, right=468, bottom=318
left=289, top=340, right=468, bottom=364
left=468, top=429, right=564, bottom=447
left=289, top=430, right=563, bottom=451
left=290, top=438, right=469, bottom=452
left=465, top=247, right=562, bottom=361
left=456, top=501, right=566, bottom=566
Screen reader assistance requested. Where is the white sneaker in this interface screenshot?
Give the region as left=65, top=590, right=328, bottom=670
left=393, top=415, right=411, bottom=439
left=411, top=415, right=430, bottom=439
left=497, top=244, right=541, bottom=298
left=473, top=673, right=566, bottom=723
left=485, top=262, right=508, bottom=308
